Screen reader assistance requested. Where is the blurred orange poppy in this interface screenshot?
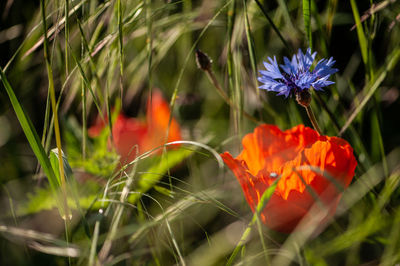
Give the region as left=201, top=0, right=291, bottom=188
left=221, top=124, right=357, bottom=233
left=89, top=90, right=181, bottom=163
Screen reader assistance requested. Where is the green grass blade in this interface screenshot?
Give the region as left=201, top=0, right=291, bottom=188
left=117, top=0, right=124, bottom=103
left=0, top=68, right=59, bottom=191
left=67, top=41, right=105, bottom=122
left=254, top=0, right=291, bottom=51
left=227, top=0, right=239, bottom=134
left=350, top=0, right=368, bottom=66
left=117, top=0, right=124, bottom=76
left=49, top=148, right=73, bottom=182
left=303, top=0, right=312, bottom=48
left=339, top=47, right=400, bottom=135
left=65, top=0, right=70, bottom=76
left=137, top=149, right=193, bottom=192
left=226, top=178, right=279, bottom=266
left=371, top=111, right=388, bottom=177
left=145, top=0, right=153, bottom=95
left=243, top=0, right=258, bottom=96
left=40, top=0, right=70, bottom=220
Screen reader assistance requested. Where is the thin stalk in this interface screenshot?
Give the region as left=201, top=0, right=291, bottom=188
left=305, top=105, right=322, bottom=135
left=64, top=219, right=71, bottom=265
left=98, top=152, right=138, bottom=262
left=243, top=0, right=258, bottom=97
left=253, top=0, right=291, bottom=51
left=88, top=213, right=101, bottom=266
left=226, top=178, right=279, bottom=266
left=254, top=214, right=270, bottom=265
left=314, top=92, right=340, bottom=133
left=40, top=0, right=70, bottom=220
left=117, top=0, right=124, bottom=103
left=82, top=82, right=87, bottom=159
left=80, top=8, right=87, bottom=160
left=65, top=0, right=69, bottom=76
left=226, top=223, right=253, bottom=266
left=205, top=69, right=260, bottom=124
left=41, top=89, right=51, bottom=147
left=146, top=0, right=153, bottom=93
left=227, top=0, right=238, bottom=134
left=76, top=18, right=104, bottom=104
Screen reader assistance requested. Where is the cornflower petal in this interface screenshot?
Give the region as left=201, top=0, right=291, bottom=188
left=258, top=48, right=338, bottom=98
left=313, top=57, right=338, bottom=78
left=312, top=76, right=335, bottom=91
left=280, top=56, right=296, bottom=75
left=261, top=56, right=284, bottom=80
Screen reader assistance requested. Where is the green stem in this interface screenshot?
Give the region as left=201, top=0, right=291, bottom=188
left=305, top=105, right=322, bottom=135
left=41, top=0, right=70, bottom=220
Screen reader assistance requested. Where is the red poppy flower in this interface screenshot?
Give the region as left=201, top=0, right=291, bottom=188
left=221, top=124, right=357, bottom=233
left=89, top=90, right=181, bottom=163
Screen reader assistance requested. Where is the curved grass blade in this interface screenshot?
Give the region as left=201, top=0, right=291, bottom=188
left=226, top=177, right=280, bottom=266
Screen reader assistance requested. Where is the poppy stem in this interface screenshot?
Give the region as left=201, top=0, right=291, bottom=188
left=305, top=106, right=322, bottom=135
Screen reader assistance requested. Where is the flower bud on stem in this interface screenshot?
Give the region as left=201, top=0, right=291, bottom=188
left=195, top=49, right=260, bottom=124
left=296, top=90, right=322, bottom=135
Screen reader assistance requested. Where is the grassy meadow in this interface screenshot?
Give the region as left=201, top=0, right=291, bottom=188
left=1, top=0, right=400, bottom=265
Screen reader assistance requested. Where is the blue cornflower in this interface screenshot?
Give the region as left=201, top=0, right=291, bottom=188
left=258, top=48, right=338, bottom=98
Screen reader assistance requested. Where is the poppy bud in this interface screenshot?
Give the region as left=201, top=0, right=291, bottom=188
left=195, top=49, right=212, bottom=71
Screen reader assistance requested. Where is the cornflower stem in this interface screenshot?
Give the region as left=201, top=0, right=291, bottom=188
left=205, top=69, right=260, bottom=124
left=305, top=105, right=322, bottom=135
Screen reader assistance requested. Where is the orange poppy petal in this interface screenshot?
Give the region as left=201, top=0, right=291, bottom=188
left=221, top=152, right=268, bottom=210
left=88, top=114, right=108, bottom=138
left=87, top=90, right=182, bottom=164
left=238, top=124, right=320, bottom=177
left=112, top=113, right=147, bottom=162
left=143, top=90, right=182, bottom=151
left=221, top=124, right=357, bottom=233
